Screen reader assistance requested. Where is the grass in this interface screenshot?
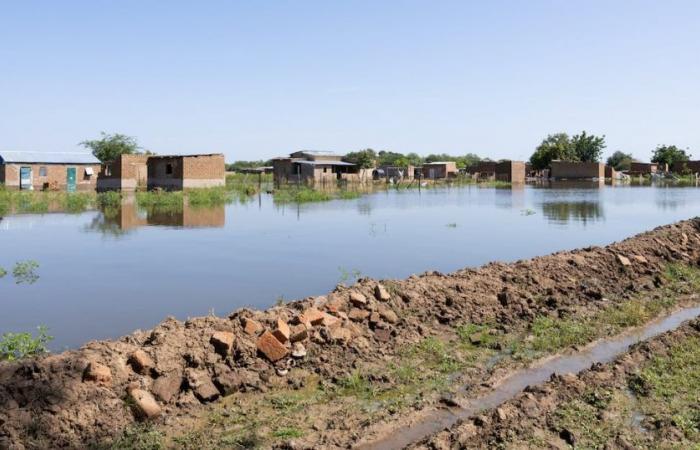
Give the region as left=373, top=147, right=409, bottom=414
left=107, top=424, right=165, bottom=450
left=0, top=326, right=53, bottom=361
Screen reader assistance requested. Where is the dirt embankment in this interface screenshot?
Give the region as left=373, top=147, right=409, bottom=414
left=411, top=318, right=700, bottom=450
left=1, top=218, right=699, bottom=449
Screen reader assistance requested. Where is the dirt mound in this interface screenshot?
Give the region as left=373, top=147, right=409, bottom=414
left=411, top=318, right=700, bottom=449
left=1, top=218, right=699, bottom=449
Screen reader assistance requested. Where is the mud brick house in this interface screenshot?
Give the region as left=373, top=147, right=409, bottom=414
left=98, top=153, right=225, bottom=191
left=671, top=160, right=700, bottom=175
left=422, top=161, right=458, bottom=179
left=272, top=150, right=369, bottom=183
left=550, top=161, right=605, bottom=179
left=97, top=154, right=148, bottom=191
left=466, top=161, right=498, bottom=178
left=494, top=161, right=526, bottom=183
left=629, top=162, right=665, bottom=176
left=0, top=151, right=101, bottom=191
left=147, top=154, right=225, bottom=190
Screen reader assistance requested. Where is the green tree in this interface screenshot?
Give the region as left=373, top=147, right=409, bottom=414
left=606, top=151, right=634, bottom=171
left=529, top=133, right=574, bottom=170
left=343, top=149, right=377, bottom=169
left=651, top=145, right=691, bottom=168
left=571, top=131, right=606, bottom=162
left=80, top=132, right=142, bottom=163
left=226, top=160, right=272, bottom=171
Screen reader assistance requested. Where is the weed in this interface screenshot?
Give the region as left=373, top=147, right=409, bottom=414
left=271, top=427, right=304, bottom=439
left=446, top=222, right=457, bottom=228
left=12, top=260, right=39, bottom=284
left=338, top=267, right=363, bottom=285
left=0, top=326, right=53, bottom=361
left=521, top=208, right=536, bottom=216
left=530, top=316, right=596, bottom=352
left=109, top=424, right=165, bottom=450
left=274, top=296, right=285, bottom=306
left=0, top=267, right=6, bottom=278
left=336, top=370, right=375, bottom=399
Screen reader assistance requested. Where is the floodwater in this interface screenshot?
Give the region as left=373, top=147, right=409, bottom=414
left=360, top=304, right=700, bottom=450
left=1, top=181, right=700, bottom=350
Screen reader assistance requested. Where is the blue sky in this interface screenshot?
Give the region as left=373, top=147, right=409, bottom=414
left=1, top=1, right=698, bottom=162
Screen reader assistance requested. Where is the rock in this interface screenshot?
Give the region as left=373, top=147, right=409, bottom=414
left=617, top=254, right=632, bottom=267
left=374, top=328, right=392, bottom=342
left=299, top=308, right=325, bottom=327
left=496, top=407, right=508, bottom=421
left=375, top=284, right=391, bottom=301
left=272, top=319, right=291, bottom=344
left=378, top=305, right=399, bottom=324
left=369, top=312, right=382, bottom=326
left=289, top=324, right=308, bottom=343
left=211, top=331, right=235, bottom=356
left=151, top=372, right=182, bottom=403
left=83, top=362, right=112, bottom=385
left=214, top=368, right=260, bottom=395
left=128, top=349, right=154, bottom=375
left=129, top=389, right=161, bottom=419
left=291, top=342, right=307, bottom=358
left=320, top=312, right=341, bottom=328
left=469, top=333, right=483, bottom=346
left=186, top=369, right=220, bottom=402
left=330, top=327, right=352, bottom=344
left=559, top=428, right=576, bottom=446
left=242, top=317, right=263, bottom=336
left=633, top=255, right=648, bottom=264
left=570, top=255, right=586, bottom=267
left=348, top=308, right=371, bottom=322
left=349, top=291, right=367, bottom=307
left=256, top=330, right=289, bottom=362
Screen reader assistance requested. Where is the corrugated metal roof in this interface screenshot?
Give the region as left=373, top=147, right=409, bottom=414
left=0, top=151, right=100, bottom=164
left=295, top=160, right=355, bottom=166
left=291, top=150, right=342, bottom=157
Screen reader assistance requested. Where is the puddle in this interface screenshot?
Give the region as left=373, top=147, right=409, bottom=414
left=358, top=305, right=700, bottom=450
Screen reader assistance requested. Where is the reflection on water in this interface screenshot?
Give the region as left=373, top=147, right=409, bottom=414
left=86, top=196, right=225, bottom=235
left=2, top=181, right=700, bottom=350
left=541, top=201, right=604, bottom=224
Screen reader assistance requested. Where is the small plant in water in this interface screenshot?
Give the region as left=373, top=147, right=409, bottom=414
left=446, top=223, right=457, bottom=228
left=521, top=208, right=536, bottom=216
left=0, top=326, right=53, bottom=361
left=0, top=267, right=6, bottom=279
left=275, top=295, right=285, bottom=306
left=12, top=260, right=40, bottom=284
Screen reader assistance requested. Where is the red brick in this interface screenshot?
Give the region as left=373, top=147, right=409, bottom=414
left=256, top=331, right=289, bottom=362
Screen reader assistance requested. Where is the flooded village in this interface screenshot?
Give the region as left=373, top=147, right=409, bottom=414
left=2, top=2, right=700, bottom=450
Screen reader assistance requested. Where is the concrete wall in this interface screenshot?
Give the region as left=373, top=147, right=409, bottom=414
left=466, top=161, right=497, bottom=175
left=550, top=161, right=605, bottom=179
left=1, top=163, right=100, bottom=190
left=495, top=161, right=525, bottom=183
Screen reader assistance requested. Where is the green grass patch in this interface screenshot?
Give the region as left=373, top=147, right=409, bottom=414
left=0, top=326, right=53, bottom=361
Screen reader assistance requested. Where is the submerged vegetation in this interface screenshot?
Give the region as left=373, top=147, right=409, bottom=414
left=0, top=260, right=40, bottom=285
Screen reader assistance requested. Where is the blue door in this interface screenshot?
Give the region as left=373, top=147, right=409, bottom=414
left=67, top=167, right=76, bottom=192
left=20, top=167, right=32, bottom=190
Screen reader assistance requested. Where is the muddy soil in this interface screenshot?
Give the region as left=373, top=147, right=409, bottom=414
left=410, top=318, right=700, bottom=450
left=1, top=218, right=699, bottom=449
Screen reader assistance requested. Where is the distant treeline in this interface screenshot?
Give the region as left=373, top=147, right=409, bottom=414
left=224, top=135, right=693, bottom=173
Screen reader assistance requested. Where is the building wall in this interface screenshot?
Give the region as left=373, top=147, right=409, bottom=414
left=629, top=162, right=658, bottom=174
left=495, top=161, right=526, bottom=183
left=422, top=162, right=458, bottom=179
left=0, top=165, right=5, bottom=185
left=147, top=156, right=184, bottom=190
left=182, top=154, right=225, bottom=188
left=98, top=154, right=149, bottom=191
left=550, top=161, right=605, bottom=179
left=466, top=161, right=497, bottom=175
left=672, top=160, right=700, bottom=174
left=1, top=163, right=100, bottom=190
left=605, top=165, right=617, bottom=179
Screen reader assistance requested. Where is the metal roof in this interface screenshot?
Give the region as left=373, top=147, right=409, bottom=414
left=290, top=150, right=342, bottom=156
left=294, top=160, right=355, bottom=166
left=0, top=151, right=100, bottom=164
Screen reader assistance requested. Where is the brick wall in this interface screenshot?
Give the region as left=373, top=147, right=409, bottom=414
left=1, top=163, right=100, bottom=190
left=495, top=161, right=525, bottom=183
left=550, top=161, right=605, bottom=179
